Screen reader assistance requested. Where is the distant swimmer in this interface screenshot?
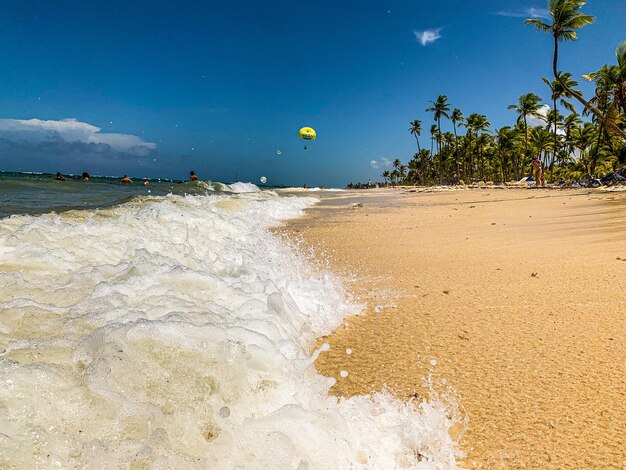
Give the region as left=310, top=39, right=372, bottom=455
left=121, top=175, right=133, bottom=184
left=81, top=172, right=90, bottom=182
left=189, top=170, right=199, bottom=181
left=55, top=172, right=65, bottom=181
left=143, top=179, right=150, bottom=185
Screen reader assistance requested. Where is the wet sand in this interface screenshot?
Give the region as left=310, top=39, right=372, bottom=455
left=282, top=188, right=626, bottom=469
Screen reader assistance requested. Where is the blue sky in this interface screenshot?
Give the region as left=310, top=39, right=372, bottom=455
left=0, top=0, right=624, bottom=186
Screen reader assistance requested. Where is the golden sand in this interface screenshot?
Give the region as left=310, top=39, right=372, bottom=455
left=282, top=188, right=625, bottom=469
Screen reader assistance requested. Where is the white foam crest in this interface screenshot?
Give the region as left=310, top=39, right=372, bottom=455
left=228, top=182, right=261, bottom=193
left=0, top=191, right=461, bottom=468
left=194, top=181, right=261, bottom=194
left=278, top=187, right=347, bottom=192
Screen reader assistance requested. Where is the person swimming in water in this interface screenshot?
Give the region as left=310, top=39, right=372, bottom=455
left=121, top=175, right=133, bottom=184
left=143, top=179, right=150, bottom=185
left=81, top=172, right=90, bottom=182
left=189, top=171, right=199, bottom=181
left=55, top=172, right=65, bottom=181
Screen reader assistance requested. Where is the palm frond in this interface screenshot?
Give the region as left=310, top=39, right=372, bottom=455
left=524, top=18, right=551, bottom=31
left=560, top=31, right=577, bottom=41
left=563, top=14, right=595, bottom=29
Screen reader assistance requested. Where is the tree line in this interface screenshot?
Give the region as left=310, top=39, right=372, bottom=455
left=383, top=0, right=625, bottom=186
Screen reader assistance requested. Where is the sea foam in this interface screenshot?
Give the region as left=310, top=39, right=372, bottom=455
left=0, top=191, right=461, bottom=469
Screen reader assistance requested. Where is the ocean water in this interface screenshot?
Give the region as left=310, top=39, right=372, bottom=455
left=0, top=175, right=461, bottom=469
left=0, top=172, right=266, bottom=219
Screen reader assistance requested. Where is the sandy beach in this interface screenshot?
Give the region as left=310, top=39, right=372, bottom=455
left=282, top=187, right=626, bottom=469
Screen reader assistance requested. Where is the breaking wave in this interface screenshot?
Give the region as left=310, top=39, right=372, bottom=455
left=0, top=190, right=461, bottom=468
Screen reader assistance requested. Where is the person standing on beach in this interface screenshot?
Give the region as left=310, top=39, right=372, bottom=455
left=531, top=158, right=544, bottom=187
left=189, top=171, right=199, bottom=181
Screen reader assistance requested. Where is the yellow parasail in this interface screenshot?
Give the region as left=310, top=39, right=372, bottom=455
left=298, top=127, right=317, bottom=141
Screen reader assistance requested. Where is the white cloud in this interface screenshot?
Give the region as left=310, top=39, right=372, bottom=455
left=370, top=157, right=392, bottom=169
left=0, top=118, right=98, bottom=142
left=527, top=105, right=566, bottom=135
left=527, top=104, right=550, bottom=128
left=89, top=133, right=156, bottom=152
left=0, top=118, right=156, bottom=152
left=413, top=28, right=442, bottom=46
left=0, top=118, right=158, bottom=168
left=496, top=7, right=549, bottom=19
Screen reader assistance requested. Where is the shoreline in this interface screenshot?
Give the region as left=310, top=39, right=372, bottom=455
left=281, top=187, right=625, bottom=469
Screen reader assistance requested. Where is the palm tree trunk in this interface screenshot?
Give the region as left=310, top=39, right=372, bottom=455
left=550, top=97, right=558, bottom=180
left=415, top=136, right=421, bottom=153
left=437, top=117, right=441, bottom=155
left=591, top=119, right=604, bottom=177
left=453, top=123, right=458, bottom=151
left=467, top=136, right=472, bottom=180
left=523, top=115, right=529, bottom=175
left=453, top=122, right=460, bottom=176
left=479, top=143, right=484, bottom=180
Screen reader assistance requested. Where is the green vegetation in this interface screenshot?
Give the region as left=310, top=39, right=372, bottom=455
left=394, top=0, right=625, bottom=186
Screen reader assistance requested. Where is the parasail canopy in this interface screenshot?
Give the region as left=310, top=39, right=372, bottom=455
left=298, top=127, right=316, bottom=141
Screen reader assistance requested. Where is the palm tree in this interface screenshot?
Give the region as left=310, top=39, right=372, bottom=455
left=450, top=108, right=464, bottom=175
left=429, top=124, right=438, bottom=155
left=496, top=126, right=516, bottom=181
left=426, top=96, right=450, bottom=155
left=408, top=120, right=423, bottom=153
left=530, top=126, right=554, bottom=169
left=392, top=159, right=403, bottom=185
left=542, top=72, right=579, bottom=173
left=613, top=42, right=626, bottom=116
left=508, top=93, right=544, bottom=169
left=463, top=113, right=491, bottom=179
left=562, top=112, right=582, bottom=162
left=525, top=0, right=626, bottom=139
left=450, top=109, right=463, bottom=150
left=390, top=169, right=400, bottom=186
left=476, top=133, right=492, bottom=179
left=544, top=108, right=565, bottom=175
left=582, top=65, right=620, bottom=174
left=471, top=114, right=491, bottom=135
left=399, top=164, right=407, bottom=183
left=407, top=156, right=421, bottom=184
left=381, top=170, right=391, bottom=184
left=417, top=149, right=432, bottom=184
left=583, top=43, right=626, bottom=134
left=571, top=122, right=597, bottom=175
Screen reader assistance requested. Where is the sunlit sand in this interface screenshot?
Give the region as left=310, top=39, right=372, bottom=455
left=283, top=187, right=626, bottom=469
